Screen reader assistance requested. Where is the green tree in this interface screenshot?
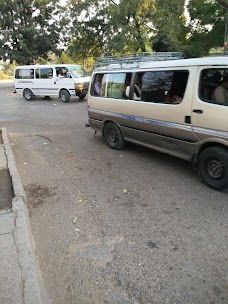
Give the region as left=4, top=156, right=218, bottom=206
left=216, top=0, right=228, bottom=9
left=67, top=0, right=156, bottom=60
left=151, top=0, right=187, bottom=53
left=67, top=0, right=190, bottom=61
left=67, top=0, right=228, bottom=60
left=0, top=0, right=65, bottom=64
left=185, top=0, right=227, bottom=57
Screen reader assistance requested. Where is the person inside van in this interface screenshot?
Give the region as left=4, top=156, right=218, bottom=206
left=211, top=74, right=228, bottom=104
left=57, top=69, right=64, bottom=79
left=125, top=73, right=142, bottom=100
left=94, top=74, right=103, bottom=96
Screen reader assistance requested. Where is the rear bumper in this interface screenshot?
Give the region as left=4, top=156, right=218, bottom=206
left=88, top=118, right=103, bottom=132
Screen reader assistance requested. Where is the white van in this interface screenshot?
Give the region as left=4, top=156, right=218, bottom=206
left=87, top=52, right=228, bottom=190
left=14, top=64, right=90, bottom=102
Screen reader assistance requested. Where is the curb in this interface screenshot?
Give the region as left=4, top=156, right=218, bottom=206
left=1, top=127, right=51, bottom=304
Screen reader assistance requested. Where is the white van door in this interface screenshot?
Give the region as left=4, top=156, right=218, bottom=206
left=54, top=67, right=75, bottom=96
left=34, top=67, right=58, bottom=96
left=191, top=67, right=228, bottom=138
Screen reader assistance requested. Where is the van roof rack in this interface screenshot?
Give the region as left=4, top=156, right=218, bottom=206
left=95, top=52, right=182, bottom=68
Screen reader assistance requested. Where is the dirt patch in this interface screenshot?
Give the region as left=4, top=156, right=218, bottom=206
left=25, top=184, right=57, bottom=213
left=0, top=169, right=14, bottom=210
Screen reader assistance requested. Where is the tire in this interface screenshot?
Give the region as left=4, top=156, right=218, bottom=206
left=197, top=146, right=228, bottom=190
left=103, top=122, right=125, bottom=150
left=60, top=89, right=70, bottom=103
left=23, top=89, right=34, bottom=101
left=78, top=94, right=86, bottom=100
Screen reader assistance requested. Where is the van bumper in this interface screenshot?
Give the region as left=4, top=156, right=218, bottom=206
left=75, top=88, right=88, bottom=96
left=88, top=118, right=103, bottom=132
left=74, top=82, right=89, bottom=97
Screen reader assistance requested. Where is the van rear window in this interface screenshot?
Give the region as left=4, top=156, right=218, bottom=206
left=141, top=70, right=189, bottom=104
left=200, top=68, right=228, bottom=106
left=15, top=69, right=34, bottom=79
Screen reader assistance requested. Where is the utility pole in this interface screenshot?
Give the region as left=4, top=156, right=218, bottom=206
left=225, top=10, right=228, bottom=55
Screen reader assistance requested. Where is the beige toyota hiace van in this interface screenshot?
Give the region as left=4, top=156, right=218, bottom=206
left=87, top=53, right=228, bottom=190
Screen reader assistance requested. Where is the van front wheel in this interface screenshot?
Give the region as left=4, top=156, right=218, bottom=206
left=104, top=122, right=125, bottom=150
left=60, top=89, right=70, bottom=103
left=78, top=94, right=86, bottom=100
left=24, top=89, right=34, bottom=101
left=197, top=146, right=228, bottom=190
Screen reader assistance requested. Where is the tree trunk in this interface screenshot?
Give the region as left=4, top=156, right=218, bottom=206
left=134, top=16, right=146, bottom=52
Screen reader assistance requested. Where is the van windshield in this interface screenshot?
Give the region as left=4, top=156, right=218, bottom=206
left=67, top=66, right=88, bottom=77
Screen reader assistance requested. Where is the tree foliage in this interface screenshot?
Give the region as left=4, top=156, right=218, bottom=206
left=0, top=0, right=227, bottom=64
left=185, top=0, right=227, bottom=57
left=0, top=0, right=65, bottom=64
left=67, top=0, right=190, bottom=60
left=151, top=0, right=187, bottom=53
left=67, top=0, right=157, bottom=60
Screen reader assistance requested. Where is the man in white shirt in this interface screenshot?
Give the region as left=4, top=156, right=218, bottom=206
left=94, top=74, right=103, bottom=95
left=57, top=69, right=64, bottom=79
left=125, top=73, right=142, bottom=100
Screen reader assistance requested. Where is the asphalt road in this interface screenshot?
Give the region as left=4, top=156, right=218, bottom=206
left=0, top=83, right=227, bottom=304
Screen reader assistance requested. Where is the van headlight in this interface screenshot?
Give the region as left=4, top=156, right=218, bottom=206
left=75, top=84, right=84, bottom=90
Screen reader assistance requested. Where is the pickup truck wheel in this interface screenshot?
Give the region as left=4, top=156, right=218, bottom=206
left=104, top=122, right=125, bottom=150
left=60, top=89, right=70, bottom=103
left=24, top=89, right=34, bottom=101
left=197, top=146, right=228, bottom=190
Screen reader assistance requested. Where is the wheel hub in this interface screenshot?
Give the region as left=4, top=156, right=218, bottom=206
left=207, top=159, right=224, bottom=179
left=25, top=92, right=31, bottom=99
left=109, top=130, right=117, bottom=143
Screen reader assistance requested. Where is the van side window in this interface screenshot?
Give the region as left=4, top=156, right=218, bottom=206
left=91, top=73, right=131, bottom=99
left=200, top=68, right=228, bottom=106
left=15, top=69, right=34, bottom=79
left=91, top=73, right=108, bottom=97
left=107, top=73, right=126, bottom=99
left=39, top=68, right=53, bottom=79
left=141, top=70, right=189, bottom=104
left=56, top=67, right=69, bottom=78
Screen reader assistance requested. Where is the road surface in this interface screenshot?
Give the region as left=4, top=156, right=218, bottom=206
left=0, top=83, right=227, bottom=304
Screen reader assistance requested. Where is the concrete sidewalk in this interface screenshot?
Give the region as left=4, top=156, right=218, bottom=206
left=0, top=128, right=50, bottom=304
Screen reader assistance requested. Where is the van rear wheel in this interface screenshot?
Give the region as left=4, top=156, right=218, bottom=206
left=24, top=89, right=34, bottom=101
left=104, top=122, right=125, bottom=150
left=60, top=89, right=70, bottom=103
left=197, top=146, right=228, bottom=190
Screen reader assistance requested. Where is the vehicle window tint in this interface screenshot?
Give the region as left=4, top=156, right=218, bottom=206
left=100, top=74, right=107, bottom=96
left=141, top=70, right=189, bottom=104
left=107, top=73, right=126, bottom=99
left=200, top=68, right=228, bottom=106
left=39, top=68, right=53, bottom=79
left=15, top=69, right=34, bottom=79
left=68, top=66, right=88, bottom=77
left=55, top=67, right=70, bottom=78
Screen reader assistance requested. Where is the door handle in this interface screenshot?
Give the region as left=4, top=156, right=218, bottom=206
left=193, top=109, right=203, bottom=114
